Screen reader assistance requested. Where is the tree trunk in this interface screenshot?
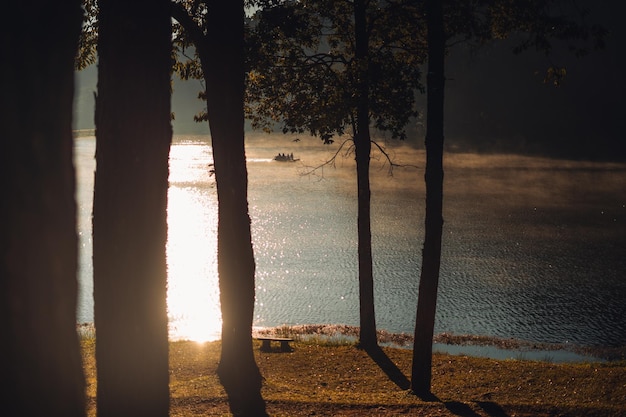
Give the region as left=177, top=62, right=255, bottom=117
left=202, top=2, right=268, bottom=416
left=93, top=1, right=172, bottom=415
left=411, top=0, right=446, bottom=397
left=0, top=2, right=85, bottom=416
left=354, top=0, right=377, bottom=350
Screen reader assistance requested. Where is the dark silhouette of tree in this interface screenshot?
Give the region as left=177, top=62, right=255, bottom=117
left=92, top=0, right=172, bottom=415
left=411, top=0, right=445, bottom=397
left=410, top=0, right=606, bottom=396
left=247, top=0, right=426, bottom=350
left=172, top=1, right=268, bottom=415
left=78, top=1, right=267, bottom=413
left=353, top=0, right=377, bottom=350
left=0, top=2, right=86, bottom=416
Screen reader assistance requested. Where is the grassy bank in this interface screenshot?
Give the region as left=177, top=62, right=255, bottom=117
left=81, top=339, right=626, bottom=416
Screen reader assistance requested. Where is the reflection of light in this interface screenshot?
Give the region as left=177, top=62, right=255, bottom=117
left=166, top=141, right=221, bottom=342
left=169, top=314, right=221, bottom=343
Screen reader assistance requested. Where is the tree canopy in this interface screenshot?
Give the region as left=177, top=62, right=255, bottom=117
left=245, top=0, right=606, bottom=142
left=246, top=0, right=427, bottom=144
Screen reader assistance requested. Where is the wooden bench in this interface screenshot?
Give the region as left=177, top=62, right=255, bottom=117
left=256, top=337, right=294, bottom=352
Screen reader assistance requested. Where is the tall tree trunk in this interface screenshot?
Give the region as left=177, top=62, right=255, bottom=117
left=93, top=1, right=172, bottom=416
left=0, top=2, right=85, bottom=416
left=354, top=0, right=377, bottom=350
left=202, top=2, right=268, bottom=416
left=411, top=0, right=446, bottom=397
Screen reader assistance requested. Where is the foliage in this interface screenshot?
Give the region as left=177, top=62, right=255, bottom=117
left=76, top=0, right=98, bottom=69
left=75, top=0, right=606, bottom=116
left=244, top=0, right=605, bottom=145
left=246, top=0, right=427, bottom=144
left=438, top=0, right=606, bottom=52
left=442, top=0, right=606, bottom=86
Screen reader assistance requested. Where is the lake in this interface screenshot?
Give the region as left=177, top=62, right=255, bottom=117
left=74, top=134, right=626, bottom=349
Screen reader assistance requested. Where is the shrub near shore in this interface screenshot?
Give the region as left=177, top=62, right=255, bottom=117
left=81, top=339, right=626, bottom=416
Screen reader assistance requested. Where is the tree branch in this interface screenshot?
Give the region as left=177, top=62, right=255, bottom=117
left=371, top=139, right=419, bottom=176
left=300, top=138, right=355, bottom=178
left=171, top=1, right=206, bottom=49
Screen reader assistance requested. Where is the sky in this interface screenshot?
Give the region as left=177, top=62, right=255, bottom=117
left=73, top=0, right=625, bottom=161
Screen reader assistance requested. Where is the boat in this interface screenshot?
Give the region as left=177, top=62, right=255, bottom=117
left=273, top=152, right=299, bottom=162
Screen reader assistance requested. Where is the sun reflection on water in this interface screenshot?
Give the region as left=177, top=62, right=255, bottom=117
left=75, top=135, right=626, bottom=347
left=166, top=139, right=222, bottom=342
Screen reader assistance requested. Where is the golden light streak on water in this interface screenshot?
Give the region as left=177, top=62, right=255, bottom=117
left=166, top=139, right=222, bottom=342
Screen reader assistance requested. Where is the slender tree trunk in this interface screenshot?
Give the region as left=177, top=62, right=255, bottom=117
left=93, top=1, right=172, bottom=415
left=0, top=2, right=85, bottom=416
left=201, top=2, right=268, bottom=416
left=171, top=2, right=266, bottom=414
left=354, top=0, right=377, bottom=350
left=411, top=0, right=446, bottom=397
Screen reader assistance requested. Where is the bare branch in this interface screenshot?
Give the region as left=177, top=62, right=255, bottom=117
left=371, top=140, right=419, bottom=176
left=299, top=136, right=418, bottom=180
left=299, top=138, right=355, bottom=179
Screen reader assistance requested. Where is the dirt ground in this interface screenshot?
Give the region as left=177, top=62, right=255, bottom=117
left=82, top=339, right=626, bottom=416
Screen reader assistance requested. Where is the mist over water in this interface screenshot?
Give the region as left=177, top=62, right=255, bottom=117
left=74, top=134, right=626, bottom=347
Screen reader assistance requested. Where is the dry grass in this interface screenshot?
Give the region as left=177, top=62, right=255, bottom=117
left=81, top=339, right=626, bottom=416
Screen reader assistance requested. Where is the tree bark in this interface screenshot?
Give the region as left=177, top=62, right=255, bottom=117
left=411, top=0, right=446, bottom=397
left=202, top=2, right=268, bottom=416
left=354, top=0, right=378, bottom=350
left=0, top=2, right=85, bottom=416
left=171, top=2, right=267, bottom=414
left=93, top=1, right=172, bottom=416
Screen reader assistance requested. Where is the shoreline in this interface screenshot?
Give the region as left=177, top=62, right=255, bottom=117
left=253, top=324, right=626, bottom=363
left=77, top=322, right=626, bottom=363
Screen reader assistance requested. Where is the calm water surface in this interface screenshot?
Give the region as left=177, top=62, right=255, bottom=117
left=74, top=135, right=626, bottom=347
